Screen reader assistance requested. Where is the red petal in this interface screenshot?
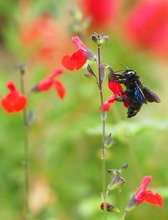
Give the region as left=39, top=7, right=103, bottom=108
left=7, top=81, right=16, bottom=91
left=108, top=81, right=124, bottom=95
left=54, top=80, right=66, bottom=99
left=72, top=36, right=87, bottom=51
left=144, top=191, right=163, bottom=207
left=50, top=68, right=64, bottom=79
left=99, top=101, right=111, bottom=112
left=135, top=176, right=152, bottom=199
left=61, top=49, right=87, bottom=71
left=61, top=55, right=76, bottom=71
left=71, top=49, right=87, bottom=70
left=123, top=99, right=130, bottom=108
left=108, top=94, right=117, bottom=103
left=14, top=95, right=27, bottom=112
left=37, top=78, right=53, bottom=91
left=1, top=97, right=15, bottom=113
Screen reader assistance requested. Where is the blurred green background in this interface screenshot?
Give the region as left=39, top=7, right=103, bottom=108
left=0, top=0, right=168, bottom=220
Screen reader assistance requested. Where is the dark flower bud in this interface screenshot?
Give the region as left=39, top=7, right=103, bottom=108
left=100, top=202, right=120, bottom=213
left=84, top=64, right=97, bottom=81
left=91, top=32, right=99, bottom=44
left=107, top=169, right=118, bottom=175
left=16, top=63, right=26, bottom=75
left=91, top=32, right=109, bottom=46
left=104, top=133, right=114, bottom=148
left=107, top=174, right=126, bottom=191
left=119, top=163, right=128, bottom=173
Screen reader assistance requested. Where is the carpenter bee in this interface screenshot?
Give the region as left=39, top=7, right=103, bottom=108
left=115, top=70, right=161, bottom=118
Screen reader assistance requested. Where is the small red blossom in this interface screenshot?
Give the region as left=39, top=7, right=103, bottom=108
left=32, top=68, right=66, bottom=99
left=61, top=36, right=87, bottom=71
left=127, top=176, right=163, bottom=211
left=99, top=100, right=112, bottom=112
left=124, top=0, right=168, bottom=58
left=80, top=0, right=120, bottom=29
left=1, top=81, right=27, bottom=113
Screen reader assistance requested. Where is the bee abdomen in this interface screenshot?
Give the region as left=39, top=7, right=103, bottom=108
left=127, top=97, right=142, bottom=118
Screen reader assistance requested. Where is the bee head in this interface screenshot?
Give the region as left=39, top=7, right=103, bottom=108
left=121, top=70, right=137, bottom=79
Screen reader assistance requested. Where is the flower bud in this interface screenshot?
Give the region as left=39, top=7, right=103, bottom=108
left=100, top=202, right=120, bottom=213
left=91, top=32, right=109, bottom=46
left=16, top=63, right=26, bottom=75
left=104, top=133, right=114, bottom=148
left=84, top=65, right=97, bottom=81
left=107, top=174, right=126, bottom=191
left=119, top=163, right=128, bottom=173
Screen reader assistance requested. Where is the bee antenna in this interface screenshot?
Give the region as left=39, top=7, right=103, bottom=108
left=115, top=64, right=129, bottom=73
left=119, top=63, right=129, bottom=70
left=114, top=69, right=124, bottom=73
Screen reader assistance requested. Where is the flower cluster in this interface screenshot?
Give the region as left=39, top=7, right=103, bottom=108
left=1, top=68, right=66, bottom=114
left=100, top=175, right=163, bottom=216
left=61, top=35, right=128, bottom=112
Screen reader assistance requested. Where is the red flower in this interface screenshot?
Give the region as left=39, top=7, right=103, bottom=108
left=80, top=0, right=120, bottom=29
left=62, top=36, right=96, bottom=71
left=127, top=176, right=163, bottom=211
left=32, top=68, right=66, bottom=99
left=124, top=0, right=168, bottom=57
left=1, top=81, right=27, bottom=113
left=99, top=80, right=129, bottom=112
left=135, top=176, right=163, bottom=206
left=20, top=15, right=70, bottom=69
left=61, top=36, right=87, bottom=71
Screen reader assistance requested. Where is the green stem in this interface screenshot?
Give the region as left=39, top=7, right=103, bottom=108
left=20, top=70, right=30, bottom=219
left=97, top=43, right=107, bottom=220
left=118, top=188, right=124, bottom=218
left=121, top=211, right=127, bottom=220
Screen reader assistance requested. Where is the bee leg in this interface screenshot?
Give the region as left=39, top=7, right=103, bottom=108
left=117, top=79, right=127, bottom=84
left=116, top=97, right=129, bottom=102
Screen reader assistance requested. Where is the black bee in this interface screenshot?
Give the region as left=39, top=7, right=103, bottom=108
left=115, top=70, right=161, bottom=118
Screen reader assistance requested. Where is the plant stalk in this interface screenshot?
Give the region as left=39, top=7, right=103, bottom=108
left=19, top=70, right=30, bottom=219
left=97, top=43, right=107, bottom=220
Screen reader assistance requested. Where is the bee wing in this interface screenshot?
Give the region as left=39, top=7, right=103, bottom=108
left=142, top=87, right=161, bottom=103
left=134, top=84, right=147, bottom=104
